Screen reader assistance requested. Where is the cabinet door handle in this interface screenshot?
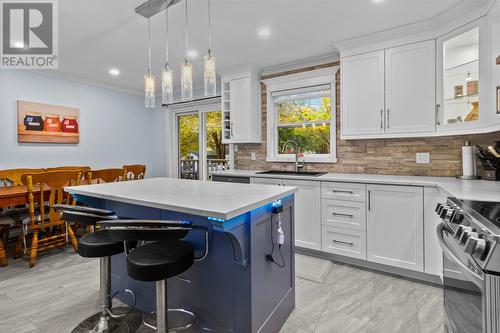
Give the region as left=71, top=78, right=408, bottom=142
left=380, top=109, right=384, bottom=129
left=368, top=190, right=371, bottom=211
left=435, top=104, right=441, bottom=126
left=387, top=109, right=390, bottom=129
left=333, top=240, right=354, bottom=246
left=332, top=190, right=354, bottom=194
left=230, top=122, right=234, bottom=137
left=332, top=212, right=354, bottom=218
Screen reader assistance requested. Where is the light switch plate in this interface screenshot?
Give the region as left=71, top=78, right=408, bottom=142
left=251, top=152, right=257, bottom=161
left=416, top=152, right=430, bottom=164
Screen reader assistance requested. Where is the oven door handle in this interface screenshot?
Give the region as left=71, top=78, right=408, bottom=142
left=436, top=222, right=484, bottom=288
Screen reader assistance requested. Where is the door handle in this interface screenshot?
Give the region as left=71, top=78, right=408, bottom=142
left=380, top=109, right=384, bottom=129
left=435, top=104, right=441, bottom=126
left=368, top=190, right=371, bottom=211
left=332, top=212, right=354, bottom=218
left=387, top=109, right=390, bottom=129
left=230, top=122, right=234, bottom=137
left=332, top=190, right=354, bottom=194
left=333, top=240, right=354, bottom=246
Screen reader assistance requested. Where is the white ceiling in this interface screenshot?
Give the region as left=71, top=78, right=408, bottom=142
left=49, top=0, right=485, bottom=96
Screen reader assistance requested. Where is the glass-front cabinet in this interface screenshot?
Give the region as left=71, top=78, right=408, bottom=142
left=437, top=20, right=489, bottom=132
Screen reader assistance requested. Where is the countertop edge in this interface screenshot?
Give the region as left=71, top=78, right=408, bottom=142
left=210, top=171, right=500, bottom=202
left=66, top=185, right=297, bottom=221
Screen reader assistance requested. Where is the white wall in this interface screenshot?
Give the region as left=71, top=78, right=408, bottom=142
left=0, top=70, right=167, bottom=177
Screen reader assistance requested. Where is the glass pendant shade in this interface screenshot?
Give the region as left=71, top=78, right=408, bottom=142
left=144, top=70, right=156, bottom=108
left=181, top=58, right=193, bottom=100
left=161, top=64, right=174, bottom=105
left=204, top=51, right=216, bottom=96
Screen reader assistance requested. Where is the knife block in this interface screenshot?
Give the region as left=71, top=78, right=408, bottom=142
left=481, top=161, right=500, bottom=181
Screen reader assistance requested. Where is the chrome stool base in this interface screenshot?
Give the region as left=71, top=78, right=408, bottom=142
left=143, top=309, right=196, bottom=331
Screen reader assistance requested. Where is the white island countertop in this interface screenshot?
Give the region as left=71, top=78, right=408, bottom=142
left=211, top=170, right=500, bottom=202
left=65, top=177, right=298, bottom=220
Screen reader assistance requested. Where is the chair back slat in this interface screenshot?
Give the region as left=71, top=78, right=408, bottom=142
left=123, top=165, right=146, bottom=181
left=0, top=168, right=45, bottom=188
left=87, top=169, right=124, bottom=184
left=22, top=171, right=81, bottom=229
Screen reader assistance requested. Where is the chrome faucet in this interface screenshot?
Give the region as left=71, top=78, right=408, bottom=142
left=282, top=140, right=304, bottom=172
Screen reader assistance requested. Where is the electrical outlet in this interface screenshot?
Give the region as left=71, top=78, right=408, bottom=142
left=416, top=152, right=430, bottom=164
left=251, top=152, right=257, bottom=161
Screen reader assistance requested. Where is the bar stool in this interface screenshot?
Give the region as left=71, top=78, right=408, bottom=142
left=54, top=205, right=136, bottom=333
left=98, top=219, right=209, bottom=333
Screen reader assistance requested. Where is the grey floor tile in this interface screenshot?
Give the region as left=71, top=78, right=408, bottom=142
left=315, top=308, right=369, bottom=333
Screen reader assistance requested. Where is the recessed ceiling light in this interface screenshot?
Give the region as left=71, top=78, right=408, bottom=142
left=258, top=28, right=271, bottom=39
left=109, top=68, right=120, bottom=76
left=187, top=50, right=198, bottom=59
left=372, top=0, right=386, bottom=3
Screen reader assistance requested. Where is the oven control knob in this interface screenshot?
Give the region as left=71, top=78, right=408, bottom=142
left=440, top=208, right=449, bottom=219
left=459, top=227, right=473, bottom=245
left=454, top=225, right=466, bottom=240
left=435, top=203, right=443, bottom=213
left=451, top=212, right=464, bottom=225
left=465, top=236, right=487, bottom=257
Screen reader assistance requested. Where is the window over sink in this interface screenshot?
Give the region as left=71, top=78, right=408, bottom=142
left=263, top=67, right=338, bottom=163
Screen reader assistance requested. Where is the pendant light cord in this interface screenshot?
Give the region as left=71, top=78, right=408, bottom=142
left=148, top=10, right=152, bottom=70
left=208, top=0, right=211, bottom=51
left=165, top=6, right=169, bottom=64
left=185, top=0, right=189, bottom=57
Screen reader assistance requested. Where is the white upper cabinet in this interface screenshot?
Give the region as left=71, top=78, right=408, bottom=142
left=341, top=50, right=385, bottom=137
left=221, top=65, right=261, bottom=144
left=385, top=41, right=436, bottom=134
left=341, top=41, right=436, bottom=138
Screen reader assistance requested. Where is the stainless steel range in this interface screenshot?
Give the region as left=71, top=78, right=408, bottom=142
left=436, top=198, right=500, bottom=333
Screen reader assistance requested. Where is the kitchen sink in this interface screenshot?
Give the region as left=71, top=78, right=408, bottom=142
left=256, top=170, right=327, bottom=177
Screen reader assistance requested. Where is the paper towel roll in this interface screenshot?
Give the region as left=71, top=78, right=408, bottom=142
left=462, top=146, right=477, bottom=177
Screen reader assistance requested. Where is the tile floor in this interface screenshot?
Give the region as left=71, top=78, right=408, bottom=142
left=0, top=248, right=444, bottom=333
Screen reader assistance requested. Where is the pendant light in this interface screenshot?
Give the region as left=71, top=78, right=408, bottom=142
left=181, top=0, right=193, bottom=100
left=144, top=13, right=156, bottom=108
left=204, top=0, right=216, bottom=96
left=161, top=6, right=173, bottom=105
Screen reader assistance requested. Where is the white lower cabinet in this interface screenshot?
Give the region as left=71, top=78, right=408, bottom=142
left=282, top=179, right=322, bottom=251
left=322, top=226, right=366, bottom=260
left=322, top=199, right=366, bottom=231
left=367, top=184, right=424, bottom=272
left=250, top=177, right=322, bottom=251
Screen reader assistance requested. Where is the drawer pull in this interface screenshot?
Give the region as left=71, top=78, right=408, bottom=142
left=332, top=190, right=354, bottom=194
left=332, top=212, right=354, bottom=218
left=332, top=240, right=354, bottom=246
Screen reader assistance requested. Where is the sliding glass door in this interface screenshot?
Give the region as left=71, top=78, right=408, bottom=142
left=177, top=110, right=228, bottom=180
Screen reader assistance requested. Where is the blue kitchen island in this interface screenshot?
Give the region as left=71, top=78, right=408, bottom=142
left=66, top=178, right=297, bottom=333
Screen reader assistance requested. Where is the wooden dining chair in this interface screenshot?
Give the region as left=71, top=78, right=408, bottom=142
left=123, top=164, right=146, bottom=180
left=0, top=168, right=45, bottom=266
left=19, top=171, right=81, bottom=268
left=87, top=168, right=124, bottom=184
left=45, top=166, right=90, bottom=182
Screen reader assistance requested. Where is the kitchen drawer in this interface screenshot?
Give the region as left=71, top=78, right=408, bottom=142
left=322, top=199, right=366, bottom=231
left=212, top=175, right=250, bottom=184
left=322, top=226, right=366, bottom=260
left=321, top=182, right=366, bottom=202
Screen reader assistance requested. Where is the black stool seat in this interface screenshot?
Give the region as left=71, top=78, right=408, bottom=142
left=78, top=230, right=124, bottom=258
left=127, top=241, right=194, bottom=282
left=53, top=204, right=116, bottom=226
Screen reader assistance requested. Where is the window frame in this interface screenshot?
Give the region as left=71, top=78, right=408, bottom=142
left=263, top=67, right=338, bottom=163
